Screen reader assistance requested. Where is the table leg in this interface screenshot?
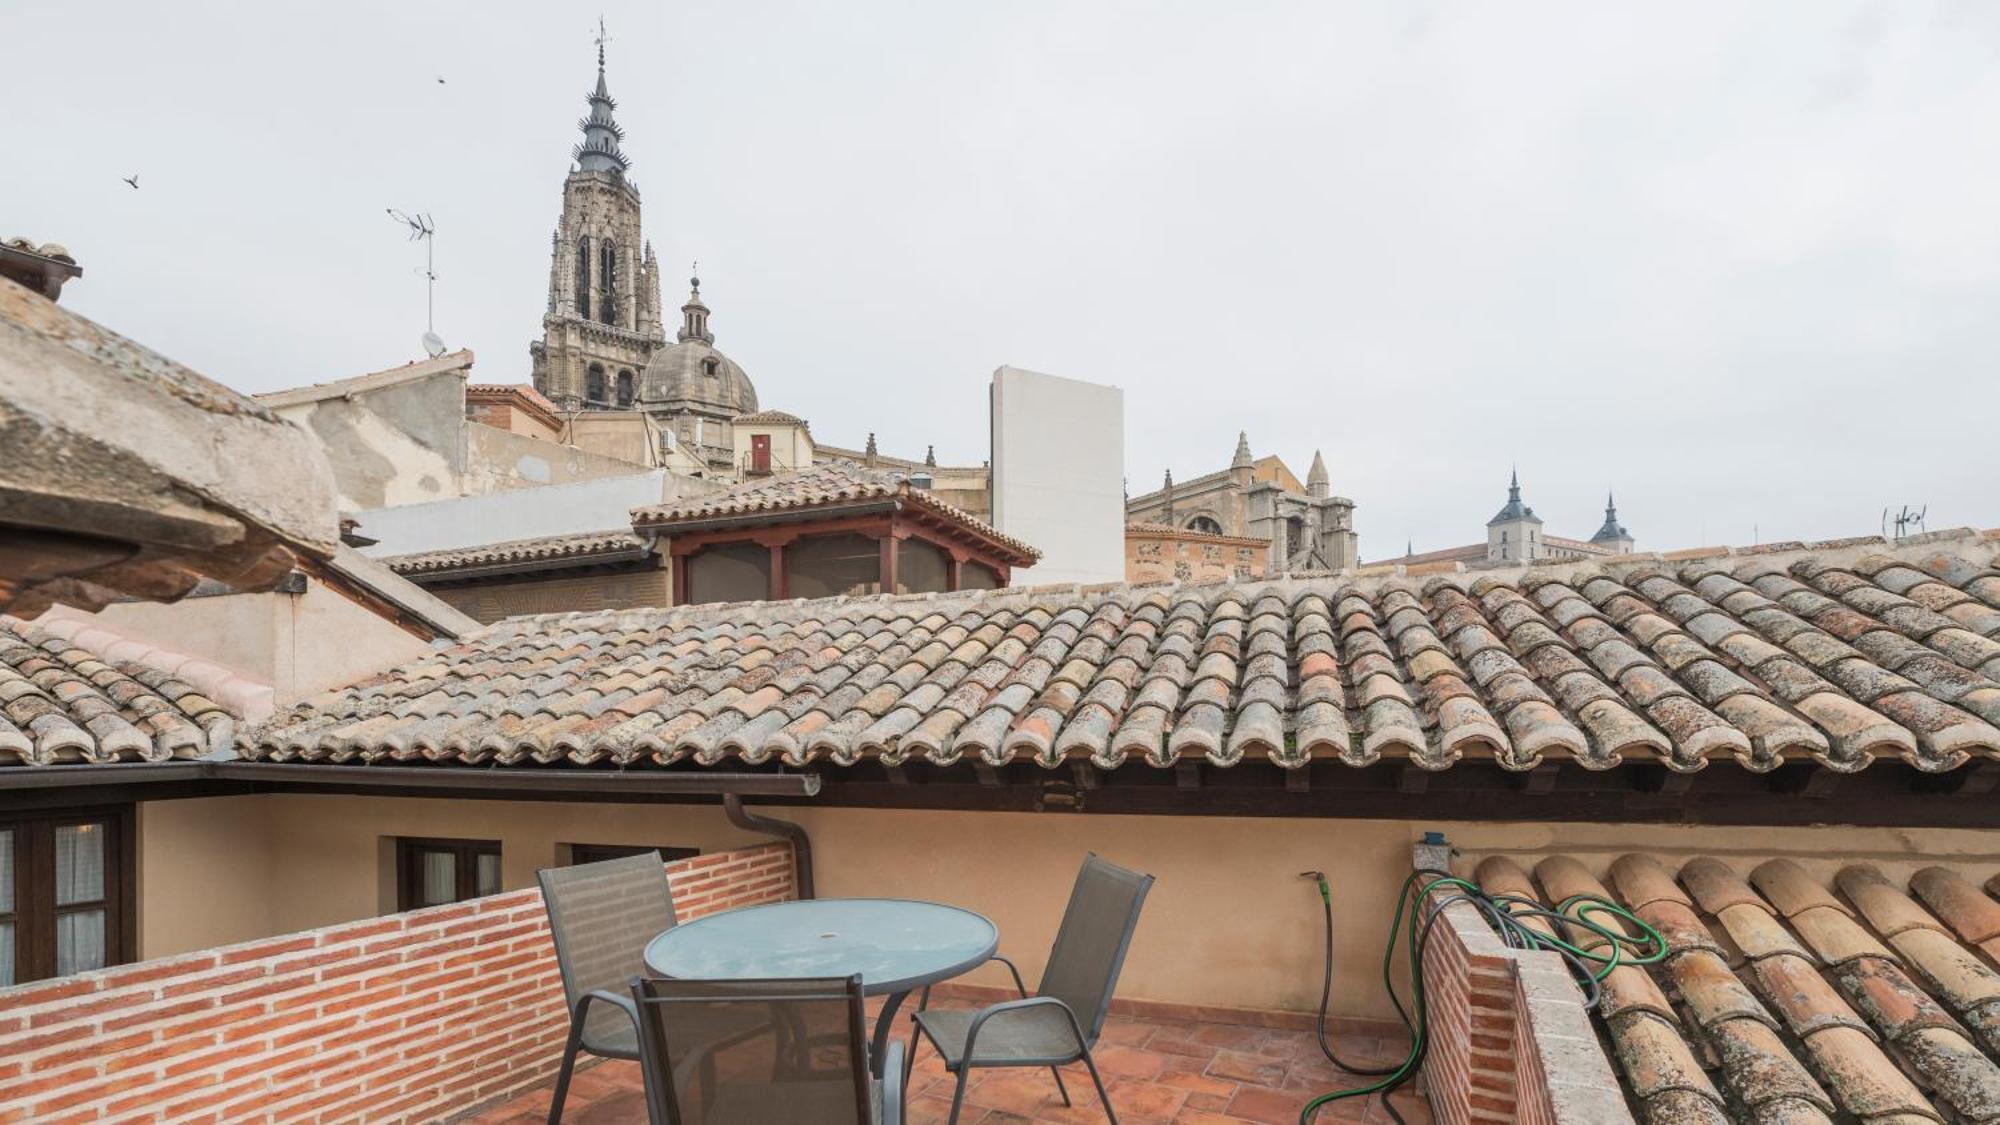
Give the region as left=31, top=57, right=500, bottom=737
left=870, top=989, right=911, bottom=1079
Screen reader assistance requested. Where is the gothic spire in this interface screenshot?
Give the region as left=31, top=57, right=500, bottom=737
left=1231, top=431, right=1253, bottom=471
left=573, top=21, right=630, bottom=176
left=1306, top=450, right=1329, bottom=498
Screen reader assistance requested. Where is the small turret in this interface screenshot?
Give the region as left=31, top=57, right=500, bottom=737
left=1590, top=491, right=1635, bottom=554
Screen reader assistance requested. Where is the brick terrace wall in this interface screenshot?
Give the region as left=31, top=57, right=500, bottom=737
left=1415, top=876, right=1632, bottom=1125
left=0, top=841, right=795, bottom=1124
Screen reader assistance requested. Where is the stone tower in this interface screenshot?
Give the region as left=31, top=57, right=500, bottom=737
left=530, top=31, right=665, bottom=411
left=1486, top=469, right=1545, bottom=561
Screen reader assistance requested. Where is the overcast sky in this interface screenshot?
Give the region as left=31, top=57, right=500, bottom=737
left=6, top=2, right=1997, bottom=557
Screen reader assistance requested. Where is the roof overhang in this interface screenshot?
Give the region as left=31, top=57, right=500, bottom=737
left=0, top=761, right=820, bottom=800
left=0, top=282, right=340, bottom=616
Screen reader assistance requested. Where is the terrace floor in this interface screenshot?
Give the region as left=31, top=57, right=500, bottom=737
left=465, top=997, right=1431, bottom=1125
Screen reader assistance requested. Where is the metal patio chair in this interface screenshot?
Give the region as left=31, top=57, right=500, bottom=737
left=630, top=975, right=904, bottom=1125
left=904, top=853, right=1155, bottom=1124
left=537, top=853, right=680, bottom=1124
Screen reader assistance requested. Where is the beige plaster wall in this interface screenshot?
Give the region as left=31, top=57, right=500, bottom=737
left=80, top=582, right=433, bottom=706
left=136, top=797, right=276, bottom=959
left=277, top=582, right=434, bottom=702
left=85, top=592, right=284, bottom=686
left=130, top=797, right=2000, bottom=1023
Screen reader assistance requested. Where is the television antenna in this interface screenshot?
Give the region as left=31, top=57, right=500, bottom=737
left=386, top=209, right=441, bottom=351
left=1883, top=504, right=1928, bottom=542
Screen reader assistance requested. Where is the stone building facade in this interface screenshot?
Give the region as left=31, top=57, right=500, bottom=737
left=1124, top=523, right=1267, bottom=584
left=1124, top=433, right=1359, bottom=574
left=527, top=37, right=757, bottom=472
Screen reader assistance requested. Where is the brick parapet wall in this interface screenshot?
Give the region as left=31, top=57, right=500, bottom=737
left=0, top=841, right=795, bottom=1124
left=1415, top=866, right=1632, bottom=1125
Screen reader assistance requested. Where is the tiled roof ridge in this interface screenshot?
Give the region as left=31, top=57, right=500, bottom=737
left=244, top=529, right=2000, bottom=773
left=0, top=614, right=260, bottom=765
left=633, top=461, right=1039, bottom=562
left=255, top=349, right=475, bottom=409
left=466, top=382, right=562, bottom=417
left=1125, top=522, right=1267, bottom=546
left=732, top=408, right=809, bottom=428
left=478, top=526, right=2000, bottom=632
left=379, top=529, right=648, bottom=576
left=24, top=612, right=273, bottom=725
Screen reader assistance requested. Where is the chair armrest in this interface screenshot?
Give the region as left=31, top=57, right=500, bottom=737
left=879, top=1039, right=906, bottom=1125
left=986, top=954, right=1029, bottom=998
left=960, top=996, right=1089, bottom=1065
left=576, top=987, right=639, bottom=1024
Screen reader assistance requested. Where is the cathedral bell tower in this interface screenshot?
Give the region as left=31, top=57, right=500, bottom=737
left=530, top=24, right=665, bottom=411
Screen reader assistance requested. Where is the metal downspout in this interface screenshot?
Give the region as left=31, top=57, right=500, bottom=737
left=723, top=793, right=815, bottom=900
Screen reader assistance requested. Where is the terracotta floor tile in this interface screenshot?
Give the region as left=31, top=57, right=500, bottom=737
left=462, top=1009, right=1428, bottom=1125
left=1205, top=1048, right=1289, bottom=1088
left=1223, top=1083, right=1313, bottom=1124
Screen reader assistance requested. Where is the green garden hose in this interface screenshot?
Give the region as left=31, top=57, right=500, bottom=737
left=1297, top=865, right=1665, bottom=1124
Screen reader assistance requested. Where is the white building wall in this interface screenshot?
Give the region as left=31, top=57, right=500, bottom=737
left=989, top=365, right=1125, bottom=585
left=351, top=469, right=686, bottom=556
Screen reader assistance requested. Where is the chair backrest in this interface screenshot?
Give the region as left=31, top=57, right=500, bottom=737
left=630, top=975, right=872, bottom=1125
left=1037, top=853, right=1155, bottom=1044
left=537, top=853, right=679, bottom=1015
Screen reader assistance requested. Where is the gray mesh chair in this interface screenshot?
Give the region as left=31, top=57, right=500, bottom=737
left=905, top=853, right=1154, bottom=1124
left=537, top=853, right=679, bottom=1124
left=630, top=975, right=903, bottom=1125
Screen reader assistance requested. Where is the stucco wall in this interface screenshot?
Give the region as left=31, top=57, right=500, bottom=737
left=132, top=798, right=2000, bottom=1022
left=990, top=366, right=1125, bottom=584
left=136, top=796, right=276, bottom=959
left=462, top=420, right=659, bottom=495
left=269, top=370, right=466, bottom=510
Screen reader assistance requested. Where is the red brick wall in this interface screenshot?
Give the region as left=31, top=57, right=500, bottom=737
left=1415, top=877, right=1632, bottom=1125
left=0, top=842, right=795, bottom=1124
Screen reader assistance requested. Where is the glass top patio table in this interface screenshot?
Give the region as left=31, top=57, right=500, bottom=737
left=643, top=898, right=999, bottom=1078
left=642, top=898, right=998, bottom=995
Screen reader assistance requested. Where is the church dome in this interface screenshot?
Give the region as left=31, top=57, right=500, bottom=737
left=642, top=339, right=758, bottom=415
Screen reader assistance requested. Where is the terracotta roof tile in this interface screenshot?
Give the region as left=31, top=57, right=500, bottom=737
left=1491, top=851, right=2000, bottom=1123
left=379, top=530, right=648, bottom=577
left=0, top=615, right=249, bottom=764
left=633, top=461, right=1038, bottom=564
left=236, top=534, right=2000, bottom=772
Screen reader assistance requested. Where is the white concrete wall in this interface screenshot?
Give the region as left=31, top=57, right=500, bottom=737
left=990, top=366, right=1125, bottom=584
left=352, top=469, right=676, bottom=556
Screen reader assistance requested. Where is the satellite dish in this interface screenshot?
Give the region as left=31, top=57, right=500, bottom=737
left=422, top=332, right=446, bottom=358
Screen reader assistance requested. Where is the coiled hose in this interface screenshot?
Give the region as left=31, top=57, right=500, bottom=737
left=1297, top=866, right=1666, bottom=1124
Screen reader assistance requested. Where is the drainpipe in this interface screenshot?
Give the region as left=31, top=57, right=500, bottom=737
left=723, top=793, right=816, bottom=900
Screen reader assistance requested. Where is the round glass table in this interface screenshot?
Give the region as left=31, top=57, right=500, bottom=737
left=644, top=898, right=999, bottom=1077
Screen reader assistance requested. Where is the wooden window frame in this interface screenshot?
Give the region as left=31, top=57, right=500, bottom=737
left=395, top=836, right=502, bottom=911
left=0, top=805, right=136, bottom=986
left=564, top=843, right=700, bottom=867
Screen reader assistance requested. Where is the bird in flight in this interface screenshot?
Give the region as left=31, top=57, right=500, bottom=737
left=435, top=75, right=446, bottom=84
left=122, top=174, right=140, bottom=189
